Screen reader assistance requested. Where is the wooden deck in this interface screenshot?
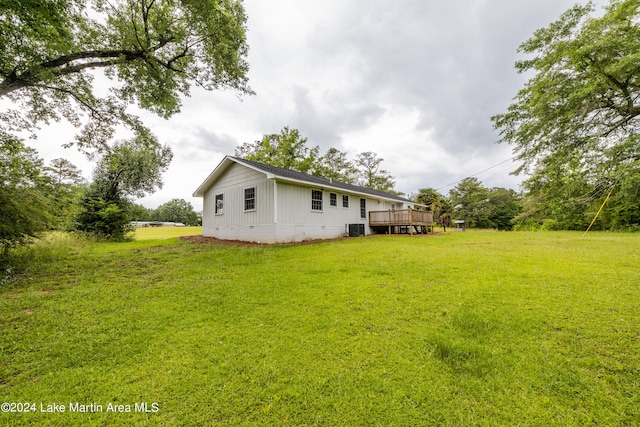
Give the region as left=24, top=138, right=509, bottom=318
left=369, top=209, right=434, bottom=235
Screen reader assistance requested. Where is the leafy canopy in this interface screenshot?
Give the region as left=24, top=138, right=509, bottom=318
left=355, top=151, right=396, bottom=193
left=0, top=133, right=53, bottom=253
left=235, top=127, right=320, bottom=174
left=493, top=0, right=640, bottom=231
left=449, top=178, right=521, bottom=230
left=0, top=0, right=252, bottom=150
left=74, top=136, right=172, bottom=239
left=235, top=127, right=399, bottom=193
left=154, top=198, right=199, bottom=225
left=493, top=0, right=640, bottom=172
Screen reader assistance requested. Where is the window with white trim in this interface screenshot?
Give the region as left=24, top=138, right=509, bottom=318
left=342, top=195, right=349, bottom=208
left=330, top=193, right=337, bottom=207
left=360, top=198, right=366, bottom=219
left=312, top=189, right=323, bottom=211
left=244, top=187, right=256, bottom=211
left=215, top=194, right=224, bottom=215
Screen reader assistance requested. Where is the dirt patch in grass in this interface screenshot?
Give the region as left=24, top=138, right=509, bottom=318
left=179, top=235, right=351, bottom=247
left=180, top=233, right=442, bottom=247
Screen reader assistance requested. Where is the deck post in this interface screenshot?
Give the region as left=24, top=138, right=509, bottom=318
left=409, top=208, right=414, bottom=235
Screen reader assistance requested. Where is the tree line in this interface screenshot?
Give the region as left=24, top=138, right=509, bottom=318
left=0, top=135, right=198, bottom=259
left=236, top=126, right=398, bottom=193
left=417, top=179, right=523, bottom=232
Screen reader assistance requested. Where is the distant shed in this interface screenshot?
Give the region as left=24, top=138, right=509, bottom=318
left=131, top=221, right=186, bottom=228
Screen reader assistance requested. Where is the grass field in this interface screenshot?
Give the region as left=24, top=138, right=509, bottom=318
left=1, top=230, right=639, bottom=426
left=133, top=226, right=202, bottom=240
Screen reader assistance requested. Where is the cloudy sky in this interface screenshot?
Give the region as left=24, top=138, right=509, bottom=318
left=30, top=0, right=607, bottom=210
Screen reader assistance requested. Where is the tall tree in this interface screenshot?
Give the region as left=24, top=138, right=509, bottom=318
left=449, top=177, right=491, bottom=229
left=415, top=188, right=442, bottom=211
left=1, top=0, right=252, bottom=150
left=44, top=158, right=85, bottom=186
left=487, top=187, right=522, bottom=231
left=493, top=0, right=640, bottom=172
left=515, top=158, right=594, bottom=230
left=235, top=127, right=320, bottom=174
left=355, top=151, right=396, bottom=193
left=0, top=133, right=53, bottom=256
left=43, top=158, right=86, bottom=230
left=317, top=148, right=357, bottom=184
left=74, top=136, right=172, bottom=239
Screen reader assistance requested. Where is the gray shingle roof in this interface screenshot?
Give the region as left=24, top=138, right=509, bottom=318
left=231, top=156, right=413, bottom=203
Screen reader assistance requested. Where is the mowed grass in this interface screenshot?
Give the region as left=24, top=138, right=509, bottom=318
left=133, top=226, right=202, bottom=240
left=1, top=230, right=639, bottom=426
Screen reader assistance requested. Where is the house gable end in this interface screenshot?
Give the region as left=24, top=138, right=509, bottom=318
left=193, top=156, right=270, bottom=197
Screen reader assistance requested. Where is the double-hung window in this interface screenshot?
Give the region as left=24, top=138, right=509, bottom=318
left=311, top=190, right=323, bottom=211
left=329, top=193, right=337, bottom=207
left=244, top=187, right=256, bottom=211
left=342, top=195, right=349, bottom=208
left=360, top=198, right=366, bottom=219
left=215, top=194, right=224, bottom=215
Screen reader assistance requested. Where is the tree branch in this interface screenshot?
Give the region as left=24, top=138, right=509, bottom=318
left=32, top=84, right=101, bottom=118
left=0, top=48, right=155, bottom=97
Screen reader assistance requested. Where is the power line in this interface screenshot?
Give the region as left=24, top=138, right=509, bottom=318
left=435, top=156, right=517, bottom=191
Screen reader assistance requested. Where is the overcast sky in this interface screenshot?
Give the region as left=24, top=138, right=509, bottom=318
left=29, top=0, right=607, bottom=210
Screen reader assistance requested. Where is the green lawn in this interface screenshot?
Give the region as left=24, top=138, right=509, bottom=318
left=133, top=226, right=203, bottom=240
left=1, top=231, right=639, bottom=426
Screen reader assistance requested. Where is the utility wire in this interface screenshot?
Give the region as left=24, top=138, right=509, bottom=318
left=435, top=156, right=517, bottom=191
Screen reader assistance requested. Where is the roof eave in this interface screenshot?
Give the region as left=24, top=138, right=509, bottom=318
left=192, top=156, right=234, bottom=197
left=273, top=175, right=413, bottom=204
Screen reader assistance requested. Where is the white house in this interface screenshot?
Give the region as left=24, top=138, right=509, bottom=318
left=193, top=156, right=431, bottom=244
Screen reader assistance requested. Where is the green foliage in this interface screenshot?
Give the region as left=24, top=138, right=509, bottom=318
left=450, top=177, right=491, bottom=228
left=603, top=167, right=640, bottom=230
left=493, top=0, right=640, bottom=174
left=317, top=147, right=358, bottom=184
left=494, top=0, right=640, bottom=231
left=74, top=137, right=172, bottom=239
left=2, top=232, right=640, bottom=424
left=514, top=154, right=640, bottom=231
left=0, top=0, right=252, bottom=150
left=415, top=187, right=442, bottom=209
left=44, top=158, right=84, bottom=186
left=235, top=127, right=321, bottom=174
left=487, top=187, right=522, bottom=231
left=355, top=151, right=397, bottom=193
left=235, top=127, right=399, bottom=193
left=0, top=134, right=53, bottom=256
left=127, top=203, right=155, bottom=222
left=43, top=158, right=87, bottom=230
left=450, top=178, right=522, bottom=230
left=74, top=192, right=132, bottom=241
left=154, top=198, right=200, bottom=226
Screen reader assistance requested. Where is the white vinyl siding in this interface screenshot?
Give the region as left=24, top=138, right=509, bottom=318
left=276, top=182, right=369, bottom=226
left=200, top=159, right=411, bottom=243
left=202, top=163, right=274, bottom=230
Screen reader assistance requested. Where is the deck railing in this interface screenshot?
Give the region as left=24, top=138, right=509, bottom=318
left=369, top=209, right=434, bottom=227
